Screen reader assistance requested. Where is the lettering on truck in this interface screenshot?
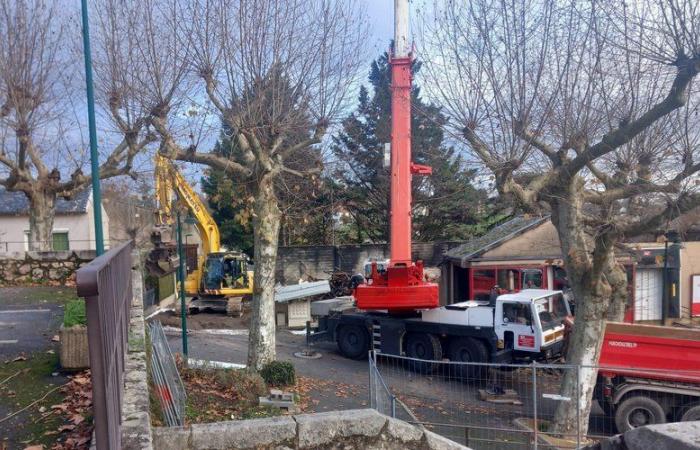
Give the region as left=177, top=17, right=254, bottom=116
left=608, top=341, right=638, bottom=348
left=518, top=335, right=535, bottom=347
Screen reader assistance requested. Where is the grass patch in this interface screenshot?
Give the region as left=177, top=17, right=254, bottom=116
left=178, top=362, right=282, bottom=424
left=63, top=299, right=87, bottom=327
left=0, top=352, right=66, bottom=448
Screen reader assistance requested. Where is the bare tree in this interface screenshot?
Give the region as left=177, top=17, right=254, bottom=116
left=142, top=0, right=367, bottom=369
left=422, top=0, right=700, bottom=435
left=0, top=0, right=154, bottom=250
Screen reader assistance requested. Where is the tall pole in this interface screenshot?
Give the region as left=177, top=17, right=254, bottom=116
left=389, top=0, right=413, bottom=266
left=177, top=212, right=189, bottom=360
left=80, top=0, right=105, bottom=256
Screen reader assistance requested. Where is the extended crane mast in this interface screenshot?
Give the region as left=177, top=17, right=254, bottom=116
left=354, top=0, right=438, bottom=312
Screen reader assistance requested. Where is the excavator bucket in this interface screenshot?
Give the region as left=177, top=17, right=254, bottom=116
left=145, top=226, right=180, bottom=277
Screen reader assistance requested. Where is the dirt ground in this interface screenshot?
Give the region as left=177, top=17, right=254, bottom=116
left=155, top=310, right=249, bottom=331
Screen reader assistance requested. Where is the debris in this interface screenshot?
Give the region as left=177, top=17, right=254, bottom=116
left=12, top=356, right=27, bottom=362
left=51, top=335, right=60, bottom=342
left=23, top=445, right=43, bottom=450
left=38, top=406, right=46, bottom=413
left=259, top=389, right=298, bottom=413
left=478, top=388, right=522, bottom=405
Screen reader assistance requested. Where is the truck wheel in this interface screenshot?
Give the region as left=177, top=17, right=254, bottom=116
left=405, top=333, right=442, bottom=374
left=337, top=325, right=369, bottom=360
left=680, top=403, right=700, bottom=422
left=449, top=337, right=489, bottom=380
left=615, top=395, right=666, bottom=433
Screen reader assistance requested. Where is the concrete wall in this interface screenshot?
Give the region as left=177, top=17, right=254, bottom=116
left=0, top=250, right=95, bottom=286
left=275, top=241, right=462, bottom=284
left=0, top=202, right=110, bottom=252
left=481, top=221, right=561, bottom=260
left=153, top=409, right=469, bottom=450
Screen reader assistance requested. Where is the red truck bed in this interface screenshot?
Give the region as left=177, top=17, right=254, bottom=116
left=598, top=322, right=700, bottom=384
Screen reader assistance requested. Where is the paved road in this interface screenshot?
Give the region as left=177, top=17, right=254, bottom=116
left=160, top=318, right=598, bottom=449
left=0, top=288, right=66, bottom=359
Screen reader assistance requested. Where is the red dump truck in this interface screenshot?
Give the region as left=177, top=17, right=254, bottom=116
left=595, top=322, right=700, bottom=432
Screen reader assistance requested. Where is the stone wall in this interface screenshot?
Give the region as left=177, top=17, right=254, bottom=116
left=152, top=409, right=469, bottom=450
left=583, top=421, right=700, bottom=450
left=121, top=250, right=153, bottom=449
left=0, top=250, right=95, bottom=286
left=276, top=242, right=463, bottom=284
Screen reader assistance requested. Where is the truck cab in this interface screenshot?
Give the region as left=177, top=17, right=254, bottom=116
left=494, top=290, right=569, bottom=359
left=421, top=289, right=570, bottom=360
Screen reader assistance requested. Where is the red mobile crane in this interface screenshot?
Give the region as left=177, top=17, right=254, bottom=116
left=354, top=0, right=438, bottom=312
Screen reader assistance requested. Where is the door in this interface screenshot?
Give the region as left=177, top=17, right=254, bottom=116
left=500, top=302, right=538, bottom=352
left=634, top=268, right=663, bottom=321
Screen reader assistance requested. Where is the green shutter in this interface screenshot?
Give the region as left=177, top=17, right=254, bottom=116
left=52, top=232, right=69, bottom=251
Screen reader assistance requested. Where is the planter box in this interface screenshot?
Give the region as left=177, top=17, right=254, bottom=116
left=59, top=325, right=90, bottom=370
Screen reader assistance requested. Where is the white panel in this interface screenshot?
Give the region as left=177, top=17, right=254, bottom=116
left=634, top=269, right=663, bottom=321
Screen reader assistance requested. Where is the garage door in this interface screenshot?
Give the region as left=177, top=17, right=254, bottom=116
left=634, top=268, right=663, bottom=321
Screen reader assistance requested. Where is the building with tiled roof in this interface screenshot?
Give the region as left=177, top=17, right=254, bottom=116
left=0, top=187, right=110, bottom=252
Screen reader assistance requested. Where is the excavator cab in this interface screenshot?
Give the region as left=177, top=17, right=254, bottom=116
left=203, top=252, right=250, bottom=291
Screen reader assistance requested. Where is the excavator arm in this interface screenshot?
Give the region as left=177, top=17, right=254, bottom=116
left=154, top=154, right=220, bottom=255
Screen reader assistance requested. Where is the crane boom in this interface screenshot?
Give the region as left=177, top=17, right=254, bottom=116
left=353, top=0, right=439, bottom=312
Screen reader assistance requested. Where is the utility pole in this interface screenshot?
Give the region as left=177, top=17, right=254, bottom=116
left=177, top=212, right=188, bottom=361
left=80, top=0, right=105, bottom=256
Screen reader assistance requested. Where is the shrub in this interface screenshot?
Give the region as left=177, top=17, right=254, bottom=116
left=63, top=299, right=87, bottom=327
left=260, top=361, right=296, bottom=386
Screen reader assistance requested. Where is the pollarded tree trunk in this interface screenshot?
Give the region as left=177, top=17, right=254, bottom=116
left=549, top=184, right=616, bottom=437
left=247, top=173, right=282, bottom=371
left=28, top=189, right=57, bottom=251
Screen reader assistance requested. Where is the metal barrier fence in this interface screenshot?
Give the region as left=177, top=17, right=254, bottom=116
left=149, top=320, right=187, bottom=426
left=368, top=351, right=700, bottom=450
left=76, top=241, right=134, bottom=450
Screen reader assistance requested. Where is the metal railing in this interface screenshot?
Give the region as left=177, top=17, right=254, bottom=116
left=149, top=320, right=186, bottom=426
left=77, top=241, right=134, bottom=450
left=368, top=351, right=700, bottom=450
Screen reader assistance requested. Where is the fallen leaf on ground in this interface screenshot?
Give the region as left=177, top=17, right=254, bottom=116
left=51, top=335, right=60, bottom=342
left=12, top=356, right=27, bottom=362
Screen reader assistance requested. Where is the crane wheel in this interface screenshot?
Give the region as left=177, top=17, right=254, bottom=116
left=448, top=337, right=489, bottom=380
left=337, top=325, right=369, bottom=360
left=405, top=333, right=442, bottom=374
left=614, top=394, right=667, bottom=433
left=680, top=402, right=700, bottom=422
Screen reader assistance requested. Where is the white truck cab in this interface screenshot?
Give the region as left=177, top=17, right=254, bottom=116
left=421, top=289, right=570, bottom=357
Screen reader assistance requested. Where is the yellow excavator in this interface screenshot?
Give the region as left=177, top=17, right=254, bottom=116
left=147, top=154, right=253, bottom=315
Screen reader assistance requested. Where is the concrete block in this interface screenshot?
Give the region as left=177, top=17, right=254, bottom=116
left=385, top=417, right=424, bottom=443
left=623, top=421, right=700, bottom=450
left=189, top=416, right=297, bottom=449
left=152, top=426, right=191, bottom=450
left=424, top=430, right=471, bottom=450
left=295, top=409, right=387, bottom=448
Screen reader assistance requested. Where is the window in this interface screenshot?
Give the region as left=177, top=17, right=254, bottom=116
left=52, top=232, right=69, bottom=251
left=502, top=302, right=532, bottom=325
left=23, top=230, right=70, bottom=251
left=535, top=294, right=568, bottom=330
left=522, top=269, right=543, bottom=289
left=497, top=269, right=522, bottom=291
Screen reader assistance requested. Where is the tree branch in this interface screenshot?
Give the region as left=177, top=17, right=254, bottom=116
left=564, top=57, right=700, bottom=177
left=621, top=192, right=700, bottom=236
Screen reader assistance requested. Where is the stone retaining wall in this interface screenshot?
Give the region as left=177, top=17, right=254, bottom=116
left=0, top=250, right=95, bottom=286
left=152, top=409, right=470, bottom=450
left=121, top=250, right=153, bottom=449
